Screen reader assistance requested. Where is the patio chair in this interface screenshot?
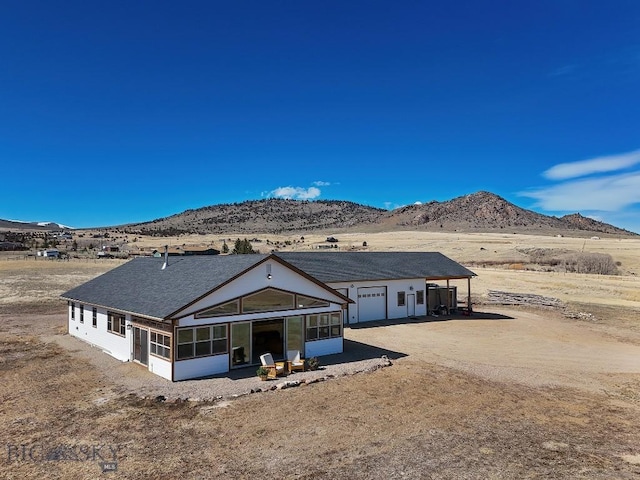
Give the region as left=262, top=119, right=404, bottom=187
left=287, top=350, right=305, bottom=372
left=260, top=353, right=286, bottom=379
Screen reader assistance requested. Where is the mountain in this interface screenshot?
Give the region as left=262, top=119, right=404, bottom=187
left=121, top=199, right=386, bottom=236
left=113, top=192, right=637, bottom=237
left=3, top=192, right=635, bottom=237
left=0, top=219, right=72, bottom=231
left=379, top=191, right=636, bottom=236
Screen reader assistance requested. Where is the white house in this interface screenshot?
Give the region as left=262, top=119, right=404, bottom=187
left=37, top=249, right=60, bottom=258
left=61, top=251, right=474, bottom=381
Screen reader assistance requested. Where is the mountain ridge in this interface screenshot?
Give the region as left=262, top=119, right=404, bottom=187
left=117, top=191, right=637, bottom=237
left=2, top=192, right=636, bottom=237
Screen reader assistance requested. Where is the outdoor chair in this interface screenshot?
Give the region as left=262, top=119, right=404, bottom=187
left=287, top=350, right=305, bottom=372
left=260, top=353, right=286, bottom=379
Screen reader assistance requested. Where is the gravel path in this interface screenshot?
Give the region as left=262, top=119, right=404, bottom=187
left=48, top=330, right=392, bottom=403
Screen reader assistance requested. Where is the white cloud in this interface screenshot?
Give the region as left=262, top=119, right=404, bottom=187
left=522, top=171, right=640, bottom=212
left=312, top=181, right=331, bottom=186
left=414, top=201, right=422, bottom=205
left=269, top=186, right=321, bottom=200
left=543, top=149, right=640, bottom=180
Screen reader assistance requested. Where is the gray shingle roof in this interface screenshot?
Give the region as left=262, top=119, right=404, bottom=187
left=61, top=252, right=474, bottom=319
left=61, top=255, right=270, bottom=319
left=275, top=251, right=475, bottom=283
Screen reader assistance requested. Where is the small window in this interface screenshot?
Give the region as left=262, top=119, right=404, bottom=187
left=71, top=302, right=75, bottom=321
left=150, top=331, right=171, bottom=359
left=397, top=292, right=406, bottom=307
left=92, top=307, right=97, bottom=327
left=195, top=327, right=212, bottom=356
left=306, top=312, right=342, bottom=342
left=107, top=312, right=126, bottom=336
left=416, top=290, right=425, bottom=305
left=79, top=305, right=84, bottom=323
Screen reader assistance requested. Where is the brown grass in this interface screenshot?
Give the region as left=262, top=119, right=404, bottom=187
left=1, top=232, right=640, bottom=478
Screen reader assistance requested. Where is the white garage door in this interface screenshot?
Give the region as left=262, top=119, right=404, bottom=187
left=357, top=286, right=387, bottom=322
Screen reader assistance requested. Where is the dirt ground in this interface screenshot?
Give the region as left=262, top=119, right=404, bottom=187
left=1, top=232, right=640, bottom=479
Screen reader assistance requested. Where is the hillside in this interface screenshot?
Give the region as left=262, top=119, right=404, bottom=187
left=381, top=191, right=637, bottom=236
left=121, top=199, right=386, bottom=236
left=113, top=192, right=637, bottom=237
left=3, top=192, right=636, bottom=237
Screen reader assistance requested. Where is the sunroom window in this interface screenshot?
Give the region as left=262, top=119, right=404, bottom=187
left=242, top=289, right=294, bottom=313
left=195, top=299, right=240, bottom=318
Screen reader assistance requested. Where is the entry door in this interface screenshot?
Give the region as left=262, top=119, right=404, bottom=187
left=407, top=294, right=416, bottom=317
left=133, top=327, right=148, bottom=365
left=252, top=318, right=284, bottom=364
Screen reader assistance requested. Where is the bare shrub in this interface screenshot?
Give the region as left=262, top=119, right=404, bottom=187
left=564, top=253, right=619, bottom=275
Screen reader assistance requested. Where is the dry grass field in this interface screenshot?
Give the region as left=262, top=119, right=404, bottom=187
left=1, top=231, right=640, bottom=479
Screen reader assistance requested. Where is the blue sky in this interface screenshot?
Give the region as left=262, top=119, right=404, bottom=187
left=1, top=1, right=639, bottom=232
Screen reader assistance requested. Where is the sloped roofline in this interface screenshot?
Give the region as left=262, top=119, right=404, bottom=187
left=166, top=253, right=353, bottom=319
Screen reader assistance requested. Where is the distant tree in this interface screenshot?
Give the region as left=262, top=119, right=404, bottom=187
left=72, top=240, right=78, bottom=251
left=232, top=238, right=256, bottom=254
left=222, top=240, right=229, bottom=254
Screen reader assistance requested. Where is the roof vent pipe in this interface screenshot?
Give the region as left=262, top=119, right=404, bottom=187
left=162, top=245, right=168, bottom=270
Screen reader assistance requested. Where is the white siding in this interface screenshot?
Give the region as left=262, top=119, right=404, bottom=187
left=68, top=304, right=130, bottom=362
left=329, top=279, right=428, bottom=323
left=173, top=354, right=229, bottom=381
left=305, top=337, right=343, bottom=357
left=148, top=355, right=172, bottom=381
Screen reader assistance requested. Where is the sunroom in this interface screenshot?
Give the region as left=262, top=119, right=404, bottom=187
left=171, top=287, right=346, bottom=381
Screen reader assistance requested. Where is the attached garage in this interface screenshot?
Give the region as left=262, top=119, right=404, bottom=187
left=276, top=252, right=476, bottom=325
left=356, top=286, right=387, bottom=323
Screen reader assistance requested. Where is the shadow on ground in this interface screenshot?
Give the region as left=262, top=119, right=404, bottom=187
left=183, top=311, right=513, bottom=382
left=347, top=311, right=514, bottom=329
left=325, top=339, right=407, bottom=363
left=216, top=339, right=406, bottom=381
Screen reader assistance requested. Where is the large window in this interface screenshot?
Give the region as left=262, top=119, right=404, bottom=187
left=150, top=331, right=171, bottom=360
left=243, top=289, right=294, bottom=313
left=397, top=291, right=406, bottom=307
left=306, top=313, right=341, bottom=341
left=195, top=300, right=239, bottom=319
left=92, top=307, right=97, bottom=328
left=177, top=325, right=228, bottom=360
left=107, top=312, right=126, bottom=336
left=296, top=295, right=330, bottom=309
left=195, top=291, right=333, bottom=318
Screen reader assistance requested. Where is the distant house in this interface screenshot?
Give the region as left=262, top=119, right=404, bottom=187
left=152, top=246, right=220, bottom=257
left=183, top=246, right=220, bottom=256
left=61, top=252, right=474, bottom=381
left=37, top=249, right=60, bottom=258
